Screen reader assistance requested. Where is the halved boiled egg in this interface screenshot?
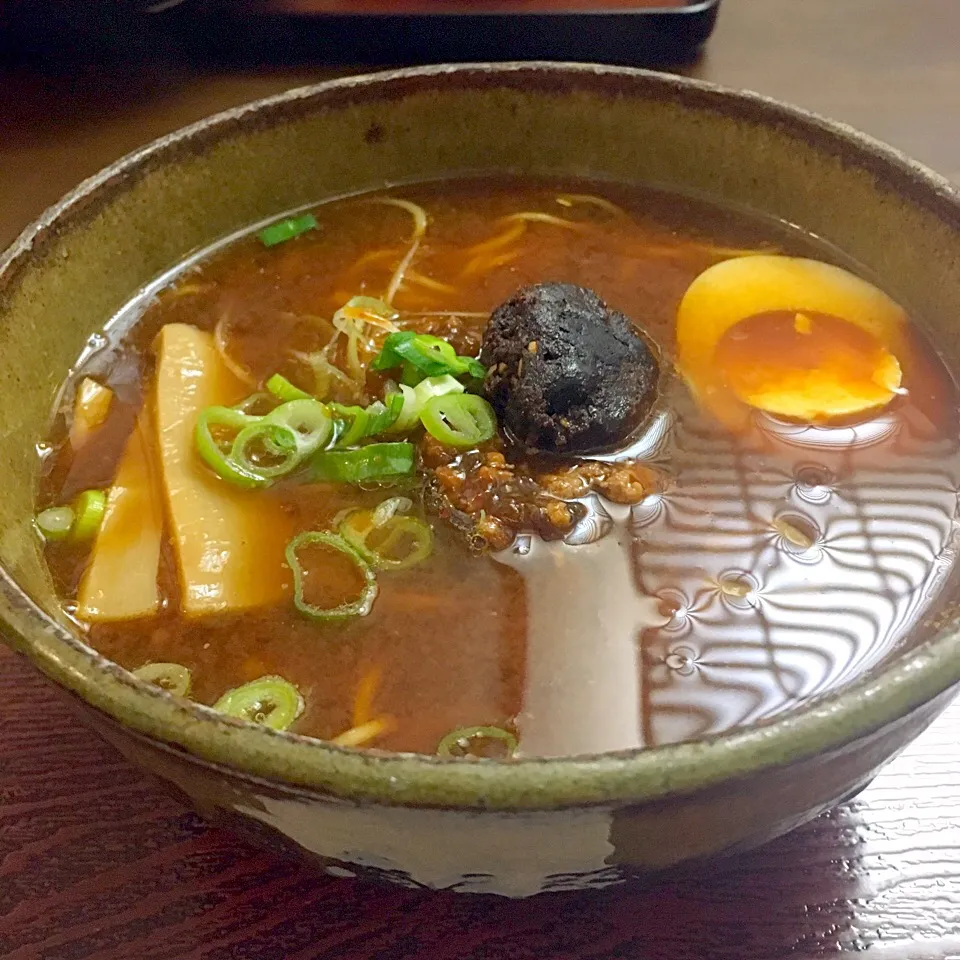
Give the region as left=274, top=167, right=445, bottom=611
left=676, top=256, right=906, bottom=429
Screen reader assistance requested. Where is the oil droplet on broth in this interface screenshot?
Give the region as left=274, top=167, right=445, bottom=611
left=772, top=513, right=819, bottom=551
left=665, top=646, right=699, bottom=677
left=656, top=588, right=688, bottom=625
left=794, top=463, right=835, bottom=505
left=717, top=572, right=756, bottom=598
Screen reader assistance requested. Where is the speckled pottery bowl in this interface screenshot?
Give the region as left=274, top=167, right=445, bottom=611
left=2, top=64, right=960, bottom=897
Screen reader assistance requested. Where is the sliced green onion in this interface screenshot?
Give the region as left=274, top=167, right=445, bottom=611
left=414, top=374, right=465, bottom=405
left=400, top=363, right=425, bottom=388
left=71, top=489, right=107, bottom=541
left=35, top=505, right=75, bottom=541
left=213, top=675, right=304, bottom=730
left=332, top=405, right=370, bottom=448
left=266, top=373, right=313, bottom=403
left=340, top=505, right=433, bottom=570
left=195, top=405, right=269, bottom=489
left=326, top=392, right=405, bottom=449
left=307, top=442, right=415, bottom=485
left=389, top=384, right=419, bottom=433
left=286, top=531, right=378, bottom=621
left=134, top=662, right=192, bottom=697
left=257, top=213, right=318, bottom=248
left=462, top=356, right=487, bottom=380
left=372, top=495, right=413, bottom=527
left=231, top=421, right=301, bottom=480
left=371, top=330, right=416, bottom=372
left=390, top=375, right=465, bottom=434
left=395, top=333, right=460, bottom=377
left=263, top=398, right=333, bottom=456
left=420, top=393, right=496, bottom=448
left=437, top=725, right=518, bottom=759
left=233, top=392, right=276, bottom=416
left=372, top=331, right=486, bottom=383
left=196, top=399, right=331, bottom=487
left=364, top=392, right=405, bottom=437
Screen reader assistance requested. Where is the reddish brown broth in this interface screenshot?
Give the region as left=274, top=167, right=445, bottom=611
left=38, top=179, right=960, bottom=756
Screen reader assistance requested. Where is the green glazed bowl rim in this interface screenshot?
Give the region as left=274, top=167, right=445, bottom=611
left=3, top=62, right=960, bottom=812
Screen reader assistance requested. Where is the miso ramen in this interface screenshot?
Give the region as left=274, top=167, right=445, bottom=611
left=35, top=179, right=960, bottom=758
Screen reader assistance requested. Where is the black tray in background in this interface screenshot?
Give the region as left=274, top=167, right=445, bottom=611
left=187, top=0, right=721, bottom=67
left=0, top=0, right=720, bottom=69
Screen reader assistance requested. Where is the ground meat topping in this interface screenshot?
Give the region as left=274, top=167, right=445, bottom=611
left=538, top=460, right=663, bottom=505
left=420, top=435, right=663, bottom=552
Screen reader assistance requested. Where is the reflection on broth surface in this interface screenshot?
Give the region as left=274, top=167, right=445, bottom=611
left=35, top=178, right=960, bottom=757
left=634, top=381, right=960, bottom=747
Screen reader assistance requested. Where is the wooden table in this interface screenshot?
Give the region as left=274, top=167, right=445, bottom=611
left=3, top=1, right=960, bottom=956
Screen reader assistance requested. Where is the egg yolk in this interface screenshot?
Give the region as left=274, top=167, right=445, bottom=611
left=675, top=255, right=907, bottom=429
left=715, top=310, right=902, bottom=422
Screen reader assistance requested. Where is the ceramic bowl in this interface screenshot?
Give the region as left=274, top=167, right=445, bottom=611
left=2, top=64, right=959, bottom=897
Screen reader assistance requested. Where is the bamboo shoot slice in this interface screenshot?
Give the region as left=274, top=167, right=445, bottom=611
left=154, top=323, right=292, bottom=617
left=77, top=415, right=163, bottom=621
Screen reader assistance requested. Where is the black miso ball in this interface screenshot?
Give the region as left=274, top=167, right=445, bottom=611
left=480, top=283, right=659, bottom=453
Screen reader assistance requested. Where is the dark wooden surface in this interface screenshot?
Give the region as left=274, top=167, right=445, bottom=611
left=3, top=1, right=960, bottom=956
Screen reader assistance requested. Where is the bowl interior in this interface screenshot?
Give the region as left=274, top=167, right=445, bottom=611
left=2, top=64, right=960, bottom=807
